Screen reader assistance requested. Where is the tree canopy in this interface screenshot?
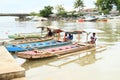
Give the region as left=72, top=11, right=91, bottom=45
left=39, top=6, right=53, bottom=17
left=74, top=0, right=84, bottom=12
left=96, top=0, right=120, bottom=14
left=55, top=5, right=67, bottom=17
left=114, top=0, right=120, bottom=12
left=30, top=11, right=38, bottom=16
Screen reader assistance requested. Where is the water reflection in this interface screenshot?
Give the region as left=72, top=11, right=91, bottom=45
left=76, top=49, right=98, bottom=66
left=1, top=17, right=120, bottom=80
left=22, top=57, right=57, bottom=70
left=96, top=22, right=120, bottom=46
left=39, top=20, right=65, bottom=27
left=77, top=50, right=98, bottom=66
left=76, top=46, right=107, bottom=66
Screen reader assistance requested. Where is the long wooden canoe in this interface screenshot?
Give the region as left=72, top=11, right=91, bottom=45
left=16, top=43, right=95, bottom=59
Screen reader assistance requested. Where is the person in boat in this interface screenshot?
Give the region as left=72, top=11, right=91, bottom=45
left=63, top=32, right=73, bottom=42
left=63, top=32, right=68, bottom=42
left=67, top=33, right=73, bottom=40
left=46, top=28, right=54, bottom=37
left=89, top=33, right=97, bottom=44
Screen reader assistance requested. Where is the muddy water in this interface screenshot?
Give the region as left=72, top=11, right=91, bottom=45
left=22, top=21, right=120, bottom=80
left=0, top=17, right=120, bottom=80
left=23, top=43, right=120, bottom=80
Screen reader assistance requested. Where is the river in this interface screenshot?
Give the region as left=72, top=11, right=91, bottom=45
left=0, top=17, right=120, bottom=80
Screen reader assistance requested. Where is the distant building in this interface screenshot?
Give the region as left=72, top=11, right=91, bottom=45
left=109, top=10, right=119, bottom=16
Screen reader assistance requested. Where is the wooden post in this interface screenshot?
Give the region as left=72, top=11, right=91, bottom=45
left=78, top=32, right=80, bottom=42
left=57, top=32, right=60, bottom=41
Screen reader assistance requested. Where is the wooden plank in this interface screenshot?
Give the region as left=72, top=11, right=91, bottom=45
left=12, top=77, right=27, bottom=80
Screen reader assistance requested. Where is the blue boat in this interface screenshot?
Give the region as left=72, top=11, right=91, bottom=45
left=5, top=40, right=72, bottom=52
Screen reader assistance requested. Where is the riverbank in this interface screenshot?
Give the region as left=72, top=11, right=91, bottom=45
left=0, top=46, right=26, bottom=80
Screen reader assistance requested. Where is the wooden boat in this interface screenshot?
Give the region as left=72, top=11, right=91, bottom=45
left=97, top=18, right=108, bottom=22
left=6, top=40, right=72, bottom=52
left=76, top=19, right=84, bottom=22
left=17, top=43, right=95, bottom=59
left=77, top=16, right=98, bottom=22
left=97, top=15, right=108, bottom=22
left=84, top=16, right=98, bottom=22
left=16, top=27, right=104, bottom=59
left=8, top=32, right=45, bottom=39
left=8, top=37, right=53, bottom=45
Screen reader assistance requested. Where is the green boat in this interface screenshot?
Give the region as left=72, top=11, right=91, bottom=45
left=8, top=33, right=45, bottom=39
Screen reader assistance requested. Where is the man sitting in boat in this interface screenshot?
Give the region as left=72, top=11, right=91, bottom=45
left=46, top=28, right=54, bottom=37
left=63, top=33, right=73, bottom=42
left=89, top=33, right=97, bottom=44
left=67, top=33, right=73, bottom=40
left=63, top=32, right=68, bottom=42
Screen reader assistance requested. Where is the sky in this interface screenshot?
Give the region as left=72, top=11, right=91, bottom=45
left=0, top=0, right=96, bottom=13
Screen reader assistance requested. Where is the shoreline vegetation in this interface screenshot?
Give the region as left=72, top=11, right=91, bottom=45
left=16, top=0, right=120, bottom=22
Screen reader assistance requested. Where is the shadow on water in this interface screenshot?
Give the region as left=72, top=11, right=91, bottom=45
left=22, top=46, right=107, bottom=69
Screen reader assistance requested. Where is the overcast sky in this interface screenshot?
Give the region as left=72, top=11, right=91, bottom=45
left=0, top=0, right=96, bottom=13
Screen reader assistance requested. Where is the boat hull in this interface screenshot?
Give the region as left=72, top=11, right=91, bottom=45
left=17, top=43, right=95, bottom=59
left=6, top=40, right=72, bottom=52
left=8, top=33, right=45, bottom=39
left=9, top=37, right=53, bottom=44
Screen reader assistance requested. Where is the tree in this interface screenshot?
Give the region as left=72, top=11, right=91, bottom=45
left=96, top=0, right=113, bottom=14
left=55, top=5, right=67, bottom=17
left=114, top=0, right=120, bottom=13
left=74, top=0, right=84, bottom=13
left=39, top=6, right=53, bottom=17
left=30, top=11, right=38, bottom=16
left=95, top=0, right=120, bottom=14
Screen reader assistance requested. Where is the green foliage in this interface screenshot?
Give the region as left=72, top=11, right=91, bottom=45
left=114, top=0, right=120, bottom=12
left=74, top=0, right=84, bottom=11
left=96, top=0, right=120, bottom=14
left=55, top=5, right=65, bottom=13
left=103, top=10, right=109, bottom=14
left=30, top=12, right=38, bottom=16
left=55, top=5, right=67, bottom=17
left=39, top=6, right=53, bottom=17
left=57, top=11, right=67, bottom=17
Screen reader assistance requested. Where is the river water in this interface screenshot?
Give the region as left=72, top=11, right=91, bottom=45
left=0, top=17, right=120, bottom=80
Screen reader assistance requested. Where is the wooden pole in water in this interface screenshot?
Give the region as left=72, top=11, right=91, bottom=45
left=57, top=32, right=60, bottom=41
left=78, top=32, right=80, bottom=42
left=86, top=32, right=90, bottom=42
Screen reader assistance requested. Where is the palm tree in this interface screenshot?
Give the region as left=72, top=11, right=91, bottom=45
left=74, top=0, right=84, bottom=13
